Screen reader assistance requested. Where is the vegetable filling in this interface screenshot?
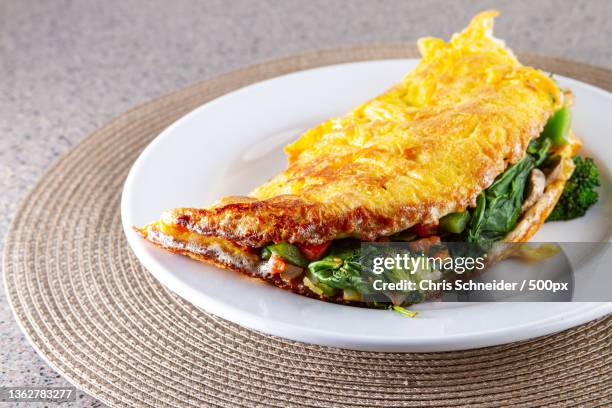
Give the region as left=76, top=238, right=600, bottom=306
left=258, top=107, right=600, bottom=305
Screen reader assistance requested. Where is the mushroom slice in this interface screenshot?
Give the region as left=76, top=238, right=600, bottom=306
left=521, top=168, right=546, bottom=214
left=279, top=263, right=304, bottom=282
left=544, top=156, right=565, bottom=183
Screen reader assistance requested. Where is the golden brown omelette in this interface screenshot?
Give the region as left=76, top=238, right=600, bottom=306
left=136, top=10, right=581, bottom=305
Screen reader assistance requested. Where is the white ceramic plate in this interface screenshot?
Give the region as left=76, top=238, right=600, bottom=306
left=122, top=59, right=612, bottom=352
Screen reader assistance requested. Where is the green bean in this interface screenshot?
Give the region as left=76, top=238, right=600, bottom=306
left=541, top=107, right=571, bottom=147
left=439, top=211, right=470, bottom=234
left=264, top=242, right=308, bottom=267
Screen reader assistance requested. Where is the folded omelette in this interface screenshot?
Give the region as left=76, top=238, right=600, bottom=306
left=137, top=11, right=581, bottom=305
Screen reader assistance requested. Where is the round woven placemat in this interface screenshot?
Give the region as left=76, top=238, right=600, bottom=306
left=4, top=45, right=611, bottom=407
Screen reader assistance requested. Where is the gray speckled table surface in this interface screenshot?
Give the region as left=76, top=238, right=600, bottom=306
left=1, top=0, right=610, bottom=406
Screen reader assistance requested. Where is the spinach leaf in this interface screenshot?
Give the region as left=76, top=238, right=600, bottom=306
left=307, top=242, right=368, bottom=292
left=527, top=137, right=552, bottom=166
left=466, top=138, right=551, bottom=246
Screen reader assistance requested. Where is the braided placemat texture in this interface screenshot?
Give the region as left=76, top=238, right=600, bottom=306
left=3, top=45, right=612, bottom=407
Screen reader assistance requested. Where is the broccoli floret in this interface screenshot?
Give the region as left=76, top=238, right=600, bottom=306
left=547, top=156, right=600, bottom=221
